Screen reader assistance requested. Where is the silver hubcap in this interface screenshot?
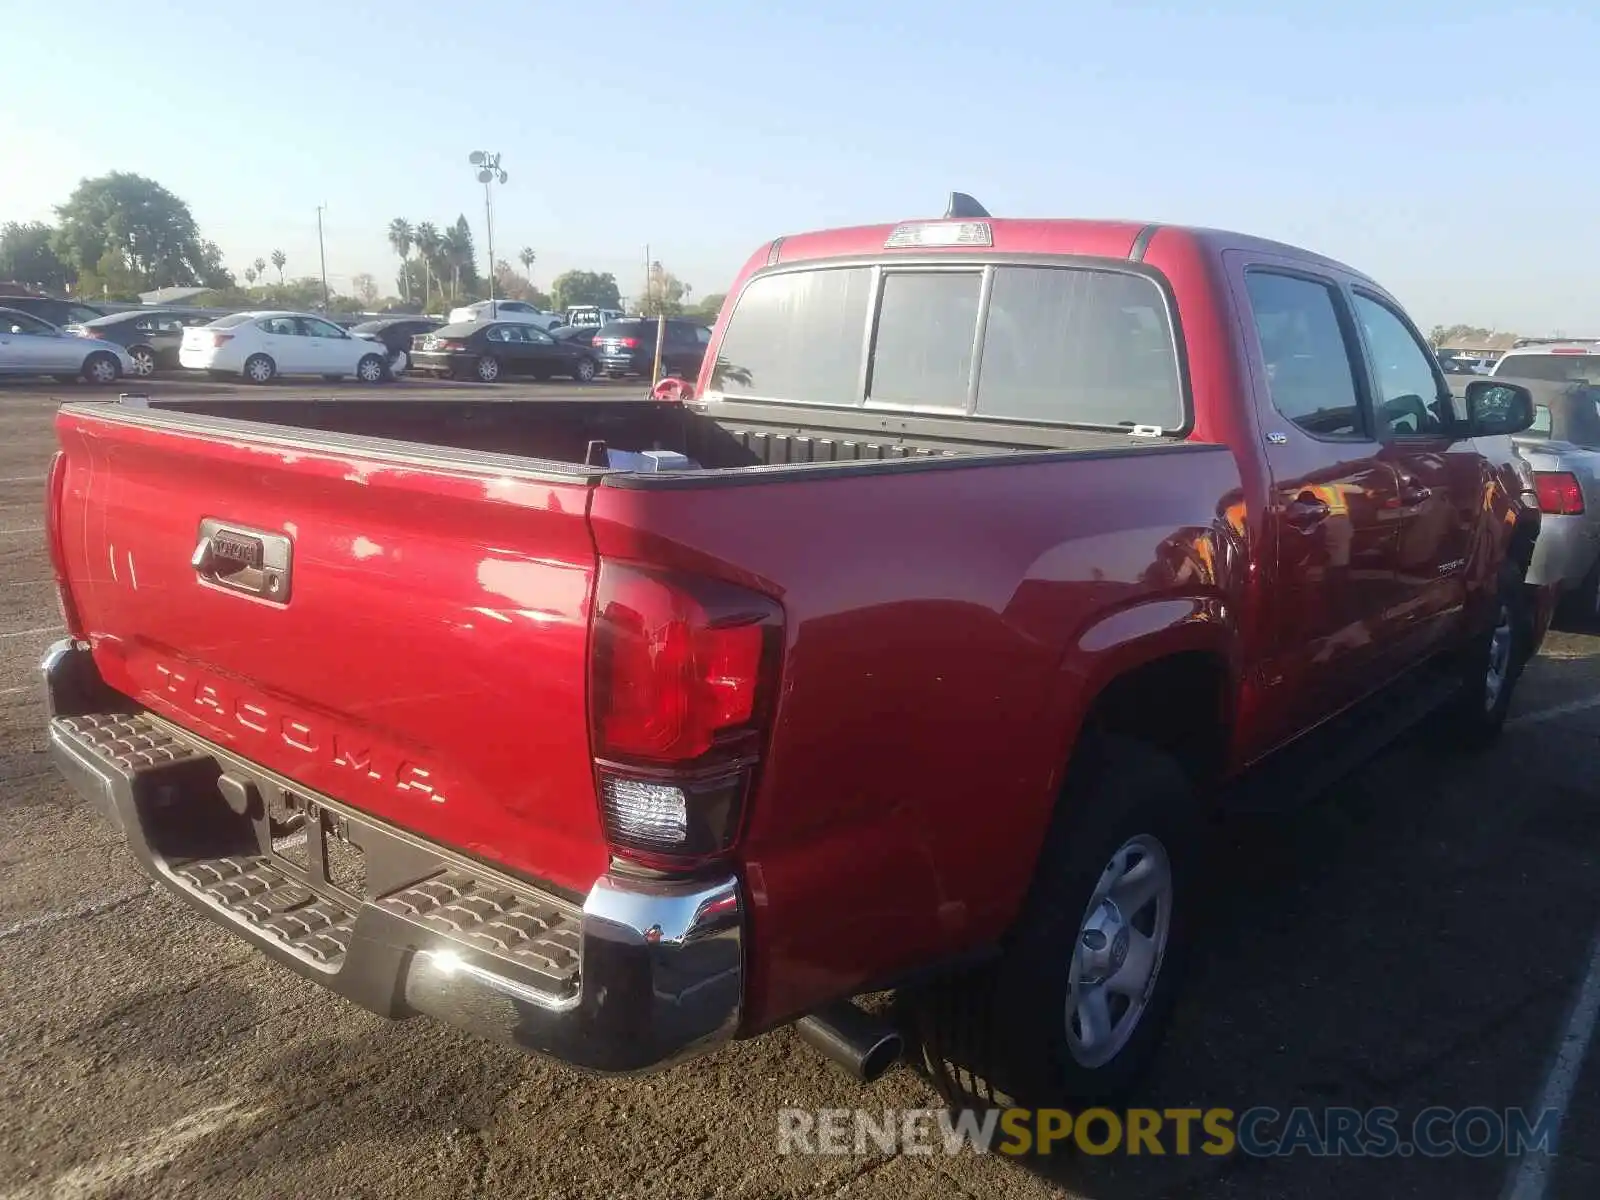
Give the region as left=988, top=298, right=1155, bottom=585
left=1485, top=604, right=1513, bottom=712
left=478, top=359, right=497, bottom=381
left=578, top=360, right=594, bottom=381
left=248, top=359, right=271, bottom=382
left=1066, top=835, right=1173, bottom=1069
left=360, top=359, right=382, bottom=381
left=131, top=351, right=154, bottom=376
left=88, top=358, right=116, bottom=383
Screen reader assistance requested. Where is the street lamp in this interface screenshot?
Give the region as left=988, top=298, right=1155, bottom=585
left=468, top=151, right=507, bottom=320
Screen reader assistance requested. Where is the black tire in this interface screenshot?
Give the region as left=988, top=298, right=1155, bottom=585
left=243, top=354, right=276, bottom=384
left=82, top=351, right=121, bottom=385
left=574, top=356, right=597, bottom=384
left=127, top=346, right=157, bottom=378
left=1440, top=562, right=1530, bottom=748
left=355, top=354, right=386, bottom=384
left=474, top=355, right=501, bottom=383
left=909, top=734, right=1199, bottom=1107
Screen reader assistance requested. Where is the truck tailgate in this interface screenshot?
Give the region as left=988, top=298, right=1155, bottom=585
left=52, top=405, right=607, bottom=894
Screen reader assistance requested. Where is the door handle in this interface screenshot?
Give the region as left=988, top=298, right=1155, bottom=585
left=1285, top=494, right=1332, bottom=529
left=193, top=519, right=293, bottom=603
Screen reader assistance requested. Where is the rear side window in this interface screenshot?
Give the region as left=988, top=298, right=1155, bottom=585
left=1244, top=272, right=1366, bottom=439
left=713, top=267, right=873, bottom=404
left=976, top=267, right=1181, bottom=427
left=210, top=314, right=254, bottom=329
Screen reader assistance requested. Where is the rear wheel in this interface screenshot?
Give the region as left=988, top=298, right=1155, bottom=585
left=356, top=354, right=386, bottom=384
left=475, top=355, right=501, bottom=383
left=128, top=346, right=157, bottom=378
left=83, top=352, right=121, bottom=385
left=244, top=354, right=276, bottom=384
left=909, top=734, right=1198, bottom=1107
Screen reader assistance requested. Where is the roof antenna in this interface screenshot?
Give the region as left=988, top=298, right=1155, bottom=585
left=944, top=192, right=991, bottom=219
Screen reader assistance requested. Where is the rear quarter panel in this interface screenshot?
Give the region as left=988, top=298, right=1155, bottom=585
left=589, top=445, right=1249, bottom=1029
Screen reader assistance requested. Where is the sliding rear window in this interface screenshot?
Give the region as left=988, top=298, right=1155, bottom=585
left=712, top=262, right=1183, bottom=429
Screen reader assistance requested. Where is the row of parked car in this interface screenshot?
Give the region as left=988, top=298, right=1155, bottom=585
left=0, top=292, right=715, bottom=387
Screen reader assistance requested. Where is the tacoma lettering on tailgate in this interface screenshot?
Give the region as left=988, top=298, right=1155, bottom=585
left=149, top=661, right=448, bottom=804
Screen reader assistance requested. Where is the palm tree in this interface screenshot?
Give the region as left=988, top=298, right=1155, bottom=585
left=387, top=218, right=413, bottom=304
left=253, top=257, right=266, bottom=282
left=244, top=267, right=257, bottom=286
left=271, top=249, right=286, bottom=284
left=414, top=222, right=440, bottom=310
left=519, top=247, right=536, bottom=287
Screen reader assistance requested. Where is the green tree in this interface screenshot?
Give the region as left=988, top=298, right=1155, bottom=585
left=518, top=246, right=536, bottom=285
left=70, top=250, right=145, bottom=302
left=441, top=215, right=479, bottom=299
left=691, top=291, right=726, bottom=320
left=245, top=266, right=258, bottom=286
left=550, top=269, right=622, bottom=312
left=352, top=273, right=379, bottom=307
left=493, top=260, right=551, bottom=309
left=387, top=218, right=412, bottom=303
left=52, top=172, right=226, bottom=288
left=640, top=261, right=689, bottom=316
left=271, top=248, right=286, bottom=283
left=253, top=256, right=267, bottom=282
left=0, top=221, right=70, bottom=292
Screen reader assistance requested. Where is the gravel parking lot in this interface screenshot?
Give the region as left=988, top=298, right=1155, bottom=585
left=3, top=378, right=1600, bottom=1199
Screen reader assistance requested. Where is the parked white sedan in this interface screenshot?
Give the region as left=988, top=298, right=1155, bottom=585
left=0, top=307, right=133, bottom=384
left=179, top=311, right=391, bottom=384
left=446, top=300, right=563, bottom=331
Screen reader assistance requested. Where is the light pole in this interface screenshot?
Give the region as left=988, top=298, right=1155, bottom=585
left=315, top=203, right=330, bottom=311
left=468, top=151, right=507, bottom=319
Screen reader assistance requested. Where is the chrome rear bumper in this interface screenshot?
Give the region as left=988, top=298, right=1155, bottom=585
left=41, top=639, right=743, bottom=1074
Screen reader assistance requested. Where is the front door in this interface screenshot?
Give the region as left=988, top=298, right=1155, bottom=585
left=1351, top=291, right=1481, bottom=666
left=299, top=316, right=357, bottom=374
left=1238, top=266, right=1405, bottom=750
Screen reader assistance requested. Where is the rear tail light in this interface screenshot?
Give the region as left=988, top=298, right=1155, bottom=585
left=204, top=332, right=233, bottom=348
left=589, top=561, right=783, bottom=869
left=1534, top=471, right=1585, bottom=515
left=45, top=451, right=85, bottom=638
left=440, top=339, right=468, bottom=351
left=612, top=337, right=637, bottom=349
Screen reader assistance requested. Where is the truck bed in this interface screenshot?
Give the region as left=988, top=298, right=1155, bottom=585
left=112, top=394, right=1206, bottom=483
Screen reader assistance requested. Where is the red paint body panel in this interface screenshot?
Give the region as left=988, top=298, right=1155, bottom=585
left=53, top=410, right=607, bottom=895
left=52, top=215, right=1539, bottom=1040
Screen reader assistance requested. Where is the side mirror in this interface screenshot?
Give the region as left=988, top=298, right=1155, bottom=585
left=1463, top=379, right=1535, bottom=437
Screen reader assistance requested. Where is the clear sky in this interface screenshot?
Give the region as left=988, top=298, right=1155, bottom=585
left=4, top=0, right=1595, bottom=331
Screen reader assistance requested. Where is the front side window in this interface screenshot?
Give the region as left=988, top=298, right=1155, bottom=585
left=1244, top=271, right=1366, bottom=439
left=1352, top=293, right=1454, bottom=437
left=2, top=311, right=51, bottom=335
left=301, top=317, right=346, bottom=339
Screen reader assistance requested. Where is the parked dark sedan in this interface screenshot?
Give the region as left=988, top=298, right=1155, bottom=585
left=0, top=295, right=105, bottom=329
left=71, top=309, right=207, bottom=377
left=408, top=320, right=599, bottom=383
left=350, top=317, right=442, bottom=375
left=593, top=316, right=711, bottom=379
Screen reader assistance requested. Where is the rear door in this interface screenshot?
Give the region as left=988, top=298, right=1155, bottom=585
left=257, top=316, right=307, bottom=372
left=1350, top=291, right=1482, bottom=666
left=1233, top=263, right=1405, bottom=745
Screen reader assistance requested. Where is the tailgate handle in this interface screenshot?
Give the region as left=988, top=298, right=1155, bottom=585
left=193, top=519, right=293, bottom=604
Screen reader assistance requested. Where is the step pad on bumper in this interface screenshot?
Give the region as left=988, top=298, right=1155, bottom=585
left=50, top=709, right=582, bottom=997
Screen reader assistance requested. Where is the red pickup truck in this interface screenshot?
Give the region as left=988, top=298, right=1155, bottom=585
left=42, top=198, right=1547, bottom=1106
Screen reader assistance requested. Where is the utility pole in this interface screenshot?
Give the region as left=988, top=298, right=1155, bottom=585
left=468, top=151, right=508, bottom=319
left=643, top=244, right=651, bottom=316
left=316, top=203, right=329, bottom=311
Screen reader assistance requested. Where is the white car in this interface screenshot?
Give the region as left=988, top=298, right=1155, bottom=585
left=0, top=307, right=133, bottom=384
left=179, top=311, right=392, bottom=384
left=446, top=300, right=562, bottom=331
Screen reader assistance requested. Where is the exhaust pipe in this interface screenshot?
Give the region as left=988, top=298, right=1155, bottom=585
left=795, top=1001, right=904, bottom=1083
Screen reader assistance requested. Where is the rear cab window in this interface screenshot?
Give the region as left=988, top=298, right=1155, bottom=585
left=710, top=262, right=1184, bottom=431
